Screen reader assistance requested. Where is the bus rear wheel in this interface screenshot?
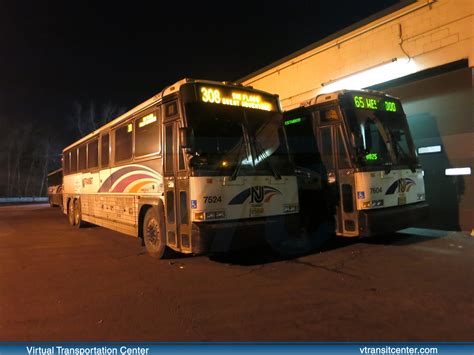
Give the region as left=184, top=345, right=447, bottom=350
left=143, top=207, right=167, bottom=258
left=74, top=199, right=85, bottom=228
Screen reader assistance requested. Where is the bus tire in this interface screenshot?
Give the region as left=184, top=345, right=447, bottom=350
left=74, top=199, right=85, bottom=228
left=68, top=199, right=76, bottom=226
left=143, top=207, right=167, bottom=258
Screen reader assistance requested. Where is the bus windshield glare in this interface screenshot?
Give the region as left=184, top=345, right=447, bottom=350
left=343, top=95, right=418, bottom=168
left=184, top=102, right=294, bottom=177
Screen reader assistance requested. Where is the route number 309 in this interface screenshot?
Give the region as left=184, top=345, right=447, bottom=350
left=201, top=87, right=221, bottom=104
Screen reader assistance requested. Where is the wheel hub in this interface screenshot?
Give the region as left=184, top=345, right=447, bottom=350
left=146, top=219, right=159, bottom=246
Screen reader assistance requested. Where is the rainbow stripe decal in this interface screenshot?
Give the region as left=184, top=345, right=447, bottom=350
left=98, top=165, right=162, bottom=193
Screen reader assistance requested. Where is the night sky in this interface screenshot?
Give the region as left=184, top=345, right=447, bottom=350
left=0, top=0, right=400, bottom=146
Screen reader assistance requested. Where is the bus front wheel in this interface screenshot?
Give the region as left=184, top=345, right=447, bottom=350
left=143, top=207, right=167, bottom=258
left=68, top=199, right=76, bottom=226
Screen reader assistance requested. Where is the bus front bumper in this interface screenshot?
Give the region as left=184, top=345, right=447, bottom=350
left=190, top=214, right=299, bottom=254
left=358, top=202, right=429, bottom=237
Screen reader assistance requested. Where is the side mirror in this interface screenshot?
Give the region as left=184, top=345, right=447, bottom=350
left=179, top=127, right=195, bottom=150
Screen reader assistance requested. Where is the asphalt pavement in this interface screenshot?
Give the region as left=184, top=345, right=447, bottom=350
left=0, top=204, right=473, bottom=341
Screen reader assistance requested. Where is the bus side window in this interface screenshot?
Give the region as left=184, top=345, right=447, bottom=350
left=101, top=133, right=109, bottom=168
left=78, top=144, right=87, bottom=171
left=320, top=108, right=340, bottom=123
left=320, top=127, right=334, bottom=171
left=114, top=123, right=133, bottom=162
left=88, top=139, right=99, bottom=169
left=164, top=125, right=174, bottom=174
left=178, top=124, right=185, bottom=171
left=285, top=115, right=319, bottom=168
left=70, top=149, right=78, bottom=174
left=165, top=102, right=178, bottom=118
left=135, top=109, right=160, bottom=157
left=63, top=152, right=70, bottom=175
left=337, top=128, right=351, bottom=169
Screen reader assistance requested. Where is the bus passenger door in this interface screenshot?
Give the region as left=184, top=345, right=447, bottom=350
left=319, top=125, right=358, bottom=236
left=163, top=120, right=191, bottom=253
left=335, top=126, right=358, bottom=237
left=319, top=126, right=339, bottom=231
left=176, top=122, right=191, bottom=253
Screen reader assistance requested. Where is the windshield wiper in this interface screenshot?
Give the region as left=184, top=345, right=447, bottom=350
left=394, top=139, right=417, bottom=172
left=251, top=133, right=281, bottom=180
left=369, top=115, right=397, bottom=164
left=229, top=125, right=247, bottom=181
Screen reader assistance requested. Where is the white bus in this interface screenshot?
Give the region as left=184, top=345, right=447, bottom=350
left=283, top=89, right=428, bottom=238
left=47, top=168, right=63, bottom=208
left=62, top=79, right=299, bottom=257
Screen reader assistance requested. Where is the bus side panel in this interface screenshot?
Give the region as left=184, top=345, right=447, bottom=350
left=81, top=193, right=137, bottom=237
left=62, top=172, right=82, bottom=214
left=80, top=162, right=163, bottom=237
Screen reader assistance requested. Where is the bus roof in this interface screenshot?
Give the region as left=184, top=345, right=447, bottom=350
left=62, top=78, right=265, bottom=152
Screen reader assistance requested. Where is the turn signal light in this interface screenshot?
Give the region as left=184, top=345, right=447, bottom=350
left=194, top=212, right=205, bottom=221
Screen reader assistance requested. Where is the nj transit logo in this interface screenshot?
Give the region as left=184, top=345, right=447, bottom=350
left=228, top=186, right=282, bottom=205
left=385, top=178, right=416, bottom=195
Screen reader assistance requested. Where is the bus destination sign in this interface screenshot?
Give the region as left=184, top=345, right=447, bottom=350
left=353, top=94, right=398, bottom=112
left=199, top=86, right=276, bottom=112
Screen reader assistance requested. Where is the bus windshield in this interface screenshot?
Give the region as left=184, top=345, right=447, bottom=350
left=184, top=102, right=294, bottom=177
left=344, top=108, right=418, bottom=169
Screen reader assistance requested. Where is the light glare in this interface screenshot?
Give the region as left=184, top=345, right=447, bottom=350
left=445, top=167, right=471, bottom=176
left=320, top=59, right=418, bottom=93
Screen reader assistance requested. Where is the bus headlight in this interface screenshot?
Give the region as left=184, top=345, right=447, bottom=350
left=215, top=210, right=226, bottom=219
left=416, top=193, right=425, bottom=201
left=205, top=211, right=225, bottom=220
left=363, top=200, right=384, bottom=208
left=206, top=211, right=216, bottom=219
left=194, top=210, right=226, bottom=221
left=283, top=204, right=298, bottom=213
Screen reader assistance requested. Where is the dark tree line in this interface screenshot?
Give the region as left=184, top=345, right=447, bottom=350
left=0, top=101, right=125, bottom=197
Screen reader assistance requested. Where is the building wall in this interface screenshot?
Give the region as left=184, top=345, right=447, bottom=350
left=242, top=0, right=473, bottom=110
left=383, top=66, right=473, bottom=231
left=241, top=0, right=473, bottom=232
